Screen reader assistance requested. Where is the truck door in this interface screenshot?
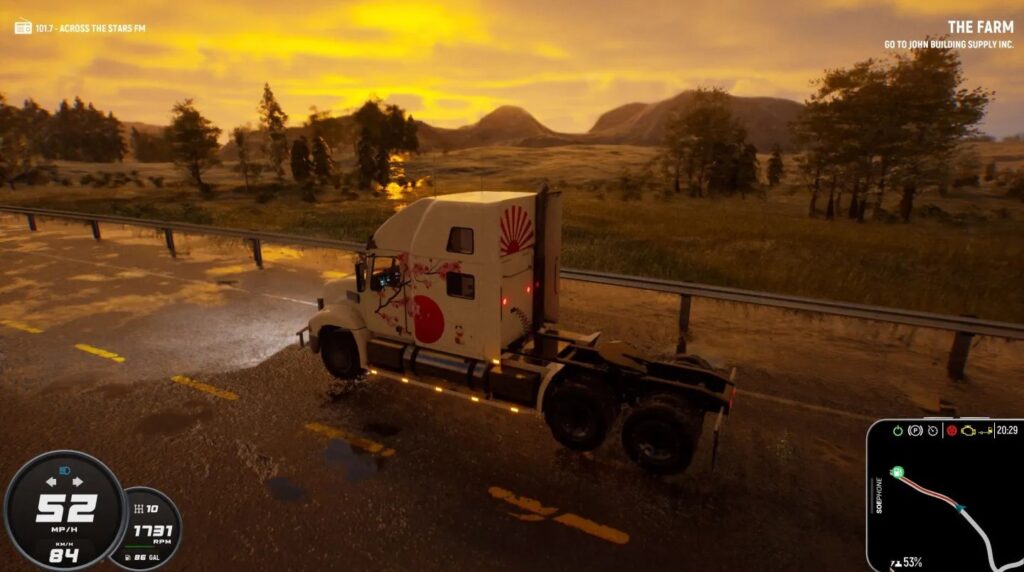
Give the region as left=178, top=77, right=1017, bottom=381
left=365, top=253, right=411, bottom=339
left=408, top=226, right=483, bottom=358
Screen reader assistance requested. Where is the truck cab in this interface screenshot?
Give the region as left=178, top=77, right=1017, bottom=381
left=308, top=187, right=734, bottom=474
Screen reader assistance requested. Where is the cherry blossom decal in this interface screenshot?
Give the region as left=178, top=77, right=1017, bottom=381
left=373, top=252, right=461, bottom=341
left=500, top=205, right=534, bottom=256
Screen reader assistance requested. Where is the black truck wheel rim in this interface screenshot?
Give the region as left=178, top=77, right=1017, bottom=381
left=632, top=420, right=679, bottom=463
left=558, top=402, right=598, bottom=440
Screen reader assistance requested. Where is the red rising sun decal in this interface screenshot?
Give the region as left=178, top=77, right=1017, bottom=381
left=412, top=295, right=445, bottom=344
left=500, top=205, right=534, bottom=256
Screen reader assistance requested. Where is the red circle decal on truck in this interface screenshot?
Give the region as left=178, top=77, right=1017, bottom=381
left=413, top=295, right=445, bottom=344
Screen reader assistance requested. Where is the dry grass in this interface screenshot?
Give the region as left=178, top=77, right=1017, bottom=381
left=3, top=142, right=1023, bottom=321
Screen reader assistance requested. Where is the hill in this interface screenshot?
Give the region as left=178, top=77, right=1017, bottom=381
left=131, top=91, right=805, bottom=159
left=589, top=102, right=648, bottom=133
left=587, top=92, right=803, bottom=151
left=419, top=92, right=803, bottom=151
left=417, top=106, right=580, bottom=150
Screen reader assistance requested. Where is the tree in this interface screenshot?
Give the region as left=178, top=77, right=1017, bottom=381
left=0, top=95, right=59, bottom=187
left=889, top=45, right=991, bottom=221
left=232, top=126, right=252, bottom=192
left=352, top=100, right=418, bottom=189
left=37, top=97, right=124, bottom=162
left=258, top=83, right=289, bottom=179
left=0, top=93, right=22, bottom=187
left=984, top=161, right=997, bottom=182
left=658, top=88, right=757, bottom=197
left=167, top=99, right=221, bottom=192
left=290, top=136, right=311, bottom=184
left=306, top=107, right=355, bottom=154
left=794, top=44, right=991, bottom=223
left=767, top=145, right=785, bottom=188
left=310, top=135, right=335, bottom=186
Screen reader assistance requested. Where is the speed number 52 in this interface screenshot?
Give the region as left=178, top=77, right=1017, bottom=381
left=35, top=494, right=98, bottom=523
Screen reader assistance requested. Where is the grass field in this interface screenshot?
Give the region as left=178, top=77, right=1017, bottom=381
left=3, top=142, right=1023, bottom=321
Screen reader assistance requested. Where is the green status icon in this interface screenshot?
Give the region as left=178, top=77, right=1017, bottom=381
left=890, top=466, right=905, bottom=479
left=892, top=426, right=904, bottom=437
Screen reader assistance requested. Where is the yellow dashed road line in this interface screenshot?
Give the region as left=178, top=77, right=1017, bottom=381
left=488, top=486, right=630, bottom=545
left=304, top=421, right=396, bottom=458
left=170, top=375, right=239, bottom=401
left=74, top=343, right=125, bottom=363
left=1, top=319, right=43, bottom=334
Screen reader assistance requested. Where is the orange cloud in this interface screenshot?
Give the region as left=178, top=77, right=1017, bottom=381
left=0, top=0, right=1019, bottom=136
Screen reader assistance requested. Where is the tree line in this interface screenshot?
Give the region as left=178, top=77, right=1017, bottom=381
left=1, top=84, right=419, bottom=194
left=655, top=43, right=993, bottom=221
left=169, top=85, right=419, bottom=196
left=1, top=95, right=126, bottom=185
left=792, top=44, right=990, bottom=222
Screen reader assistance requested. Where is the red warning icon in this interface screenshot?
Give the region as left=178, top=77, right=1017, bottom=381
left=946, top=425, right=958, bottom=437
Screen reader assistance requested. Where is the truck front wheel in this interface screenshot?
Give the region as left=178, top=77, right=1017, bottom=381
left=544, top=380, right=616, bottom=452
left=622, top=394, right=703, bottom=474
left=320, top=328, right=361, bottom=380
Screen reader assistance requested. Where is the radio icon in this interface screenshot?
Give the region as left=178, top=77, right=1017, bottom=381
left=14, top=18, right=32, bottom=35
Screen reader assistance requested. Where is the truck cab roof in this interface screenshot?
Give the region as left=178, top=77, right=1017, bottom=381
left=433, top=191, right=536, bottom=204
left=369, top=191, right=536, bottom=254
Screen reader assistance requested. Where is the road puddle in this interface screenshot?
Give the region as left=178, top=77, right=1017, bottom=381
left=266, top=476, right=307, bottom=502
left=362, top=421, right=401, bottom=438
left=323, top=439, right=380, bottom=483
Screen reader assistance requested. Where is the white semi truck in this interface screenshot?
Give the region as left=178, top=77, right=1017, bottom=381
left=306, top=186, right=735, bottom=474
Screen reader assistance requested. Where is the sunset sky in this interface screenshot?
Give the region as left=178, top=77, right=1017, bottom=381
left=1, top=0, right=1021, bottom=137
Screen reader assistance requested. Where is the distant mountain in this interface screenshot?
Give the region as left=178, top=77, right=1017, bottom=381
left=419, top=92, right=803, bottom=151
left=218, top=125, right=314, bottom=161
left=586, top=92, right=804, bottom=151
left=417, top=106, right=579, bottom=150
left=132, top=91, right=805, bottom=160
left=121, top=121, right=166, bottom=137
left=589, top=102, right=648, bottom=133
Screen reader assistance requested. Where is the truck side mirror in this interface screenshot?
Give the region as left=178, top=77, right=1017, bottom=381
left=355, top=261, right=366, bottom=292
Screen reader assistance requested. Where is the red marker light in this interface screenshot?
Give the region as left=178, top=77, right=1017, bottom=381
left=501, top=296, right=508, bottom=306
left=946, top=425, right=958, bottom=437
left=526, top=285, right=532, bottom=294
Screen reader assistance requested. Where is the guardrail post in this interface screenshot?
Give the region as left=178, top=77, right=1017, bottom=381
left=947, top=330, right=975, bottom=381
left=163, top=229, right=176, bottom=258
left=90, top=220, right=101, bottom=240
left=676, top=294, right=692, bottom=354
left=251, top=238, right=263, bottom=269
left=26, top=214, right=37, bottom=231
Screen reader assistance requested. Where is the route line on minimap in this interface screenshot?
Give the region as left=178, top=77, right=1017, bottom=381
left=893, top=471, right=1024, bottom=572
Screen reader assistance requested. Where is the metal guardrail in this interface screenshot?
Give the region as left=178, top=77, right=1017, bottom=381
left=2, top=204, right=1021, bottom=379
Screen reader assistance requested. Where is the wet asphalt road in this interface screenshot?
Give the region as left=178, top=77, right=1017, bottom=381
left=0, top=214, right=1019, bottom=571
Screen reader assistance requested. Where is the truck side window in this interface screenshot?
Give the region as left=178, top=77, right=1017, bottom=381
left=446, top=227, right=474, bottom=254
left=370, top=257, right=401, bottom=292
left=446, top=272, right=475, bottom=299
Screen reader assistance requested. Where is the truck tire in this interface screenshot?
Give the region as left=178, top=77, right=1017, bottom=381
left=544, top=380, right=616, bottom=452
left=674, top=354, right=714, bottom=371
left=320, top=328, right=361, bottom=380
left=622, top=394, right=703, bottom=474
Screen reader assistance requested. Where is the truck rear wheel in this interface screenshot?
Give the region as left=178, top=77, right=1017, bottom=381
left=320, top=328, right=361, bottom=380
left=622, top=394, right=703, bottom=474
left=544, top=380, right=616, bottom=452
